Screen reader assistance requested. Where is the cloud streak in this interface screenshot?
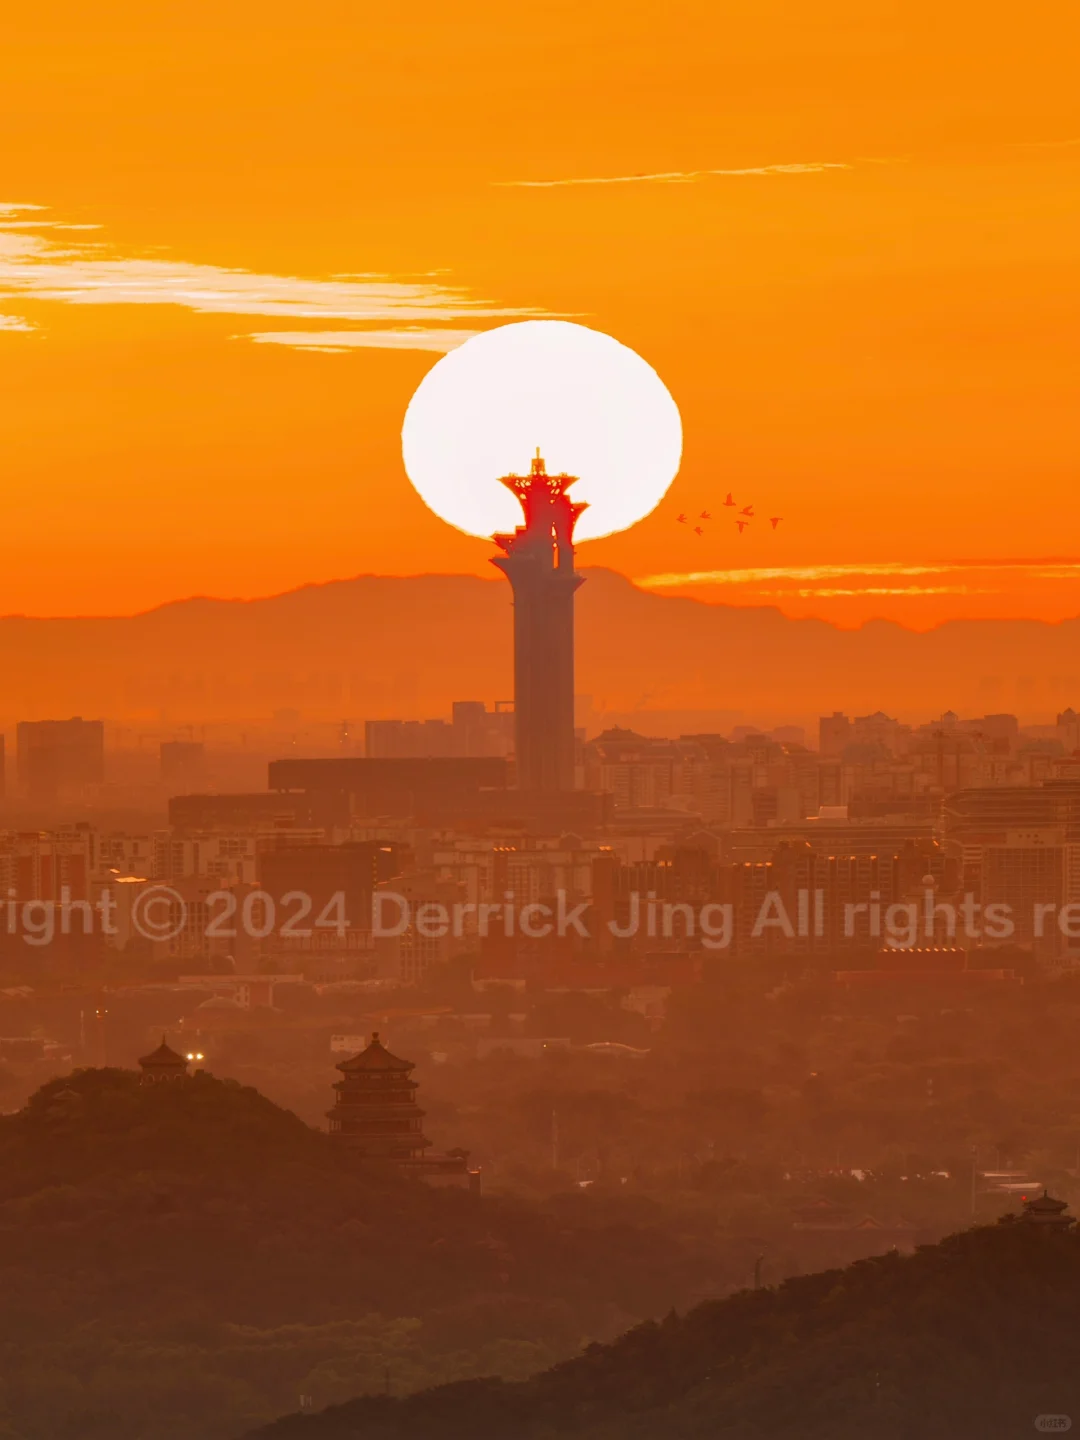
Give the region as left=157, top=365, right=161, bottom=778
left=0, top=207, right=538, bottom=352
left=637, top=559, right=1080, bottom=593
left=497, top=161, right=852, bottom=188
left=781, top=586, right=982, bottom=598
left=1010, top=137, right=1080, bottom=150
left=246, top=328, right=481, bottom=353
left=638, top=562, right=957, bottom=587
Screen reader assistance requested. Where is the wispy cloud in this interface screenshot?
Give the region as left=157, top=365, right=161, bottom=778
left=497, top=161, right=852, bottom=189
left=0, top=205, right=538, bottom=352
left=0, top=313, right=34, bottom=332
left=1010, top=137, right=1080, bottom=150
left=0, top=221, right=102, bottom=232
left=638, top=562, right=957, bottom=588
left=781, top=586, right=981, bottom=598
left=246, top=328, right=480, bottom=353
left=637, top=560, right=1080, bottom=592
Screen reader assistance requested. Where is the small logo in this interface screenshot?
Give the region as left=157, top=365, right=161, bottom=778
left=1035, top=1417, right=1072, bottom=1433
left=130, top=885, right=187, bottom=942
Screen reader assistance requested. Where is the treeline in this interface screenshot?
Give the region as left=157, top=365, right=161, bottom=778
left=0, top=1069, right=726, bottom=1439
left=248, top=1219, right=1080, bottom=1440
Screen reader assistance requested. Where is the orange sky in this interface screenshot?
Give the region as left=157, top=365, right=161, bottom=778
left=1, top=0, right=1079, bottom=626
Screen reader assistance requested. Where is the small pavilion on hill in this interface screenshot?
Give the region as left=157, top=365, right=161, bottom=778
left=328, top=1032, right=479, bottom=1189
left=138, top=1038, right=190, bottom=1084
left=1020, top=1190, right=1075, bottom=1230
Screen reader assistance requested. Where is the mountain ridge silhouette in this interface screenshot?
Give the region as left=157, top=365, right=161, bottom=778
left=0, top=567, right=1076, bottom=725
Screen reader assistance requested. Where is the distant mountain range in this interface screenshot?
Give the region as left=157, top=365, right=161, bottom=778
left=1, top=567, right=1078, bottom=728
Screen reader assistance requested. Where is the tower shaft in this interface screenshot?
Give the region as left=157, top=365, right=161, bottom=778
left=491, top=452, right=585, bottom=793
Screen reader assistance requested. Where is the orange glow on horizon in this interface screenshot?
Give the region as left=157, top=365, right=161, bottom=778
left=1, top=0, right=1079, bottom=626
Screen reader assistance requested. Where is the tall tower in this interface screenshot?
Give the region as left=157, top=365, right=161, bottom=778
left=491, top=451, right=585, bottom=793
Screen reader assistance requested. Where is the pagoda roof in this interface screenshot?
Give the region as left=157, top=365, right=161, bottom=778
left=1021, top=1189, right=1074, bottom=1224
left=337, top=1032, right=414, bottom=1073
left=138, top=1039, right=188, bottom=1069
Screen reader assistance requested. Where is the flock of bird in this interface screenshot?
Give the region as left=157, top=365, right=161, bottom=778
left=676, top=492, right=782, bottom=537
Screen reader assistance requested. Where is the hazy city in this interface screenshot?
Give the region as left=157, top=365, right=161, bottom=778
left=4, top=1, right=1080, bottom=1437
left=5, top=489, right=1080, bottom=1440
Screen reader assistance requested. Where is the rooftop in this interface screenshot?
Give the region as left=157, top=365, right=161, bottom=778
left=337, top=1031, right=414, bottom=1074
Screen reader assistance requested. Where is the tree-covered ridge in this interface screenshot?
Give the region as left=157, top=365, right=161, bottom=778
left=248, top=1220, right=1080, bottom=1440
left=0, top=1069, right=717, bottom=1440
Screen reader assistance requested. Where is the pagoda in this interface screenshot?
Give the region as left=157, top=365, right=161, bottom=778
left=1020, top=1189, right=1075, bottom=1231
left=137, top=1037, right=190, bottom=1085
left=327, top=1032, right=432, bottom=1161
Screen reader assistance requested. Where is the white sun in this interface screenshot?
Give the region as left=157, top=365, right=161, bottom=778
left=401, top=320, right=682, bottom=542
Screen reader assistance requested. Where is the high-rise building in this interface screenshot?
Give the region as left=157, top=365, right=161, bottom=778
left=364, top=717, right=454, bottom=757
left=258, top=840, right=405, bottom=930
left=267, top=756, right=507, bottom=825
left=450, top=700, right=515, bottom=756
left=16, top=717, right=104, bottom=800
left=363, top=702, right=514, bottom=759
left=1, top=826, right=95, bottom=901
left=490, top=451, right=583, bottom=793
left=819, top=711, right=851, bottom=757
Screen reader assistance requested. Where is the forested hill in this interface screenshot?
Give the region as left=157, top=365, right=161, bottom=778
left=0, top=1069, right=714, bottom=1440
left=248, top=1219, right=1080, bottom=1440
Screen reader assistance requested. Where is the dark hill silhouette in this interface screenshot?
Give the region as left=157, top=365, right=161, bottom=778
left=247, top=1218, right=1080, bottom=1440
left=0, top=1068, right=714, bottom=1440
left=1, top=568, right=1078, bottom=724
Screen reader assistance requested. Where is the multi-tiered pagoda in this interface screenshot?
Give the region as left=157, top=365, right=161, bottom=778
left=327, top=1032, right=432, bottom=1161
left=327, top=1032, right=479, bottom=1189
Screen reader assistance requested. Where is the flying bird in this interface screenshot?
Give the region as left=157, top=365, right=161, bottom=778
left=770, top=516, right=782, bottom=529
left=676, top=513, right=688, bottom=524
left=736, top=520, right=749, bottom=533
left=723, top=493, right=736, bottom=507
left=739, top=505, right=754, bottom=517
left=699, top=510, right=711, bottom=520
left=693, top=525, right=704, bottom=536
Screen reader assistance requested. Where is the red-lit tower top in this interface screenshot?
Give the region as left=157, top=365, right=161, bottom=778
left=492, top=449, right=587, bottom=567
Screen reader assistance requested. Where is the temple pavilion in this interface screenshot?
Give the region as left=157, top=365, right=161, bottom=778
left=1020, top=1190, right=1075, bottom=1231
left=328, top=1032, right=478, bottom=1188
left=138, top=1038, right=190, bottom=1085
left=327, top=1031, right=433, bottom=1161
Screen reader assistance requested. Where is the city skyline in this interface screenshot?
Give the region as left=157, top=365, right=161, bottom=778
left=2, top=5, right=1078, bottom=1439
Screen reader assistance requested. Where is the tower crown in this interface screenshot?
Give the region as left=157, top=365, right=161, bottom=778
left=492, top=450, right=587, bottom=567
